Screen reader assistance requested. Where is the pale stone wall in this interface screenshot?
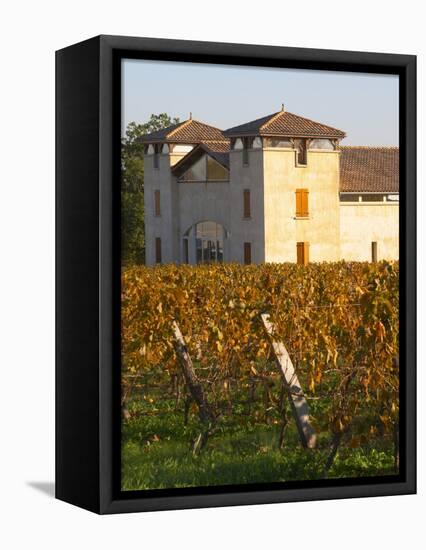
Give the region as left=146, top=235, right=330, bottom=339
left=228, top=149, right=265, bottom=264
left=144, top=146, right=399, bottom=266
left=176, top=179, right=232, bottom=263
left=144, top=151, right=186, bottom=265
left=262, top=148, right=341, bottom=263
left=340, top=202, right=399, bottom=261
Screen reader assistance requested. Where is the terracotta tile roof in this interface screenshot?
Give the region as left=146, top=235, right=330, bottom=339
left=224, top=110, right=346, bottom=139
left=339, top=146, right=399, bottom=193
left=140, top=118, right=228, bottom=145
left=202, top=140, right=230, bottom=153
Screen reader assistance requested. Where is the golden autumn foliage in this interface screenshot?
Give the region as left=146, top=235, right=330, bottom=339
left=122, top=261, right=399, bottom=441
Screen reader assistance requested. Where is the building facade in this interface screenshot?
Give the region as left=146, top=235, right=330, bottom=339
left=141, top=108, right=399, bottom=265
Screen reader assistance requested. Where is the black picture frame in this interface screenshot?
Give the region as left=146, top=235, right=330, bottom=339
left=56, top=35, right=416, bottom=514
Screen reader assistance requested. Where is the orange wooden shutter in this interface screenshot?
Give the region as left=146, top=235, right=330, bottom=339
left=296, top=189, right=309, bottom=217
left=302, top=190, right=309, bottom=216
left=296, top=189, right=302, bottom=217
left=297, top=242, right=309, bottom=265
left=371, top=241, right=377, bottom=262
left=303, top=242, right=310, bottom=264
left=297, top=242, right=303, bottom=264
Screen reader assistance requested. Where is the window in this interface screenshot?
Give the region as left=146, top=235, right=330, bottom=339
left=295, top=139, right=307, bottom=165
left=193, top=221, right=224, bottom=264
left=295, top=189, right=309, bottom=217
left=155, top=237, right=162, bottom=264
left=309, top=139, right=334, bottom=150
left=179, top=154, right=229, bottom=182
left=206, top=156, right=228, bottom=181
left=371, top=241, right=378, bottom=263
left=267, top=138, right=293, bottom=148
left=297, top=242, right=309, bottom=265
left=243, top=189, right=251, bottom=218
left=154, top=190, right=161, bottom=216
left=183, top=238, right=189, bottom=264
left=340, top=193, right=361, bottom=202
left=361, top=194, right=387, bottom=202
left=153, top=144, right=160, bottom=169
left=244, top=242, right=252, bottom=265
left=242, top=137, right=251, bottom=166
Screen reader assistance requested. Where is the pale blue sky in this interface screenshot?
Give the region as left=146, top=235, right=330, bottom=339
left=122, top=59, right=399, bottom=146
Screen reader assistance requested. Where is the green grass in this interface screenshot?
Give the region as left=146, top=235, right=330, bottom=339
left=121, top=398, right=396, bottom=491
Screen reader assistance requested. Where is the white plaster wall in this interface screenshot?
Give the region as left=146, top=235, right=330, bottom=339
left=340, top=202, right=399, bottom=261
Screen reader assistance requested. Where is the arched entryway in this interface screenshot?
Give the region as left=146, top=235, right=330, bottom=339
left=183, top=221, right=227, bottom=264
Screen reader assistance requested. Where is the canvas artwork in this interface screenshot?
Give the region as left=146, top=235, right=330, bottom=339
left=120, top=59, right=399, bottom=492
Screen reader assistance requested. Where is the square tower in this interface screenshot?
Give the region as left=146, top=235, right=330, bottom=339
left=224, top=107, right=346, bottom=263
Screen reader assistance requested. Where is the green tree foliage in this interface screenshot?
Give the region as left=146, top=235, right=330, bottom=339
left=121, top=114, right=180, bottom=265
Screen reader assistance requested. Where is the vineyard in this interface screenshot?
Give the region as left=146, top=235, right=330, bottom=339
left=121, top=261, right=399, bottom=490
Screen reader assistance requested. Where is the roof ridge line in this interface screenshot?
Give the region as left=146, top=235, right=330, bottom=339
left=340, top=145, right=399, bottom=149
left=190, top=118, right=226, bottom=133
left=259, top=111, right=283, bottom=131
left=167, top=119, right=192, bottom=138
left=284, top=110, right=346, bottom=134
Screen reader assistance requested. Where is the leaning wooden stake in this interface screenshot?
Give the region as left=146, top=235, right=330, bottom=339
left=261, top=313, right=317, bottom=449
left=172, top=321, right=214, bottom=427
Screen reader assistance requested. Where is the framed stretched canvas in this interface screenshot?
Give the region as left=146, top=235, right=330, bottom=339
left=56, top=35, right=416, bottom=514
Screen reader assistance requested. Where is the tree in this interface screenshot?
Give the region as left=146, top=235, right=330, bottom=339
left=121, top=113, right=180, bottom=265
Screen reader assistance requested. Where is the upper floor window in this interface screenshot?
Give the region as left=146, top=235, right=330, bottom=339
left=266, top=138, right=293, bottom=148
left=295, top=139, right=307, bottom=165
left=295, top=189, right=309, bottom=218
left=207, top=156, right=228, bottom=181
left=242, top=137, right=251, bottom=166
left=154, top=190, right=161, bottom=217
left=243, top=189, right=251, bottom=218
left=340, top=193, right=393, bottom=203
left=179, top=154, right=229, bottom=182
left=309, top=139, right=334, bottom=150
left=153, top=144, right=160, bottom=169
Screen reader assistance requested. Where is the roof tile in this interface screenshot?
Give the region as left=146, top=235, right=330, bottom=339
left=140, top=118, right=228, bottom=144
left=339, top=146, right=399, bottom=193
left=224, top=110, right=346, bottom=139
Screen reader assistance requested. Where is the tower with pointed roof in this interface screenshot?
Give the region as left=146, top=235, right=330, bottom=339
left=223, top=107, right=346, bottom=263
left=141, top=117, right=230, bottom=264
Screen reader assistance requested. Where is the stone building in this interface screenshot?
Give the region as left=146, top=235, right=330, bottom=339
left=141, top=107, right=399, bottom=265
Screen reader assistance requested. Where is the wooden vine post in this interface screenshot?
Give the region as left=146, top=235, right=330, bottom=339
left=172, top=321, right=214, bottom=453
left=261, top=313, right=317, bottom=449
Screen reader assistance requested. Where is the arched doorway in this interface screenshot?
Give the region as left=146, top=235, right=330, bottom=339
left=183, top=221, right=226, bottom=264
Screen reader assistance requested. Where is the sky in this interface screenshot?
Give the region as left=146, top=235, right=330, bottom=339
left=122, top=59, right=399, bottom=146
